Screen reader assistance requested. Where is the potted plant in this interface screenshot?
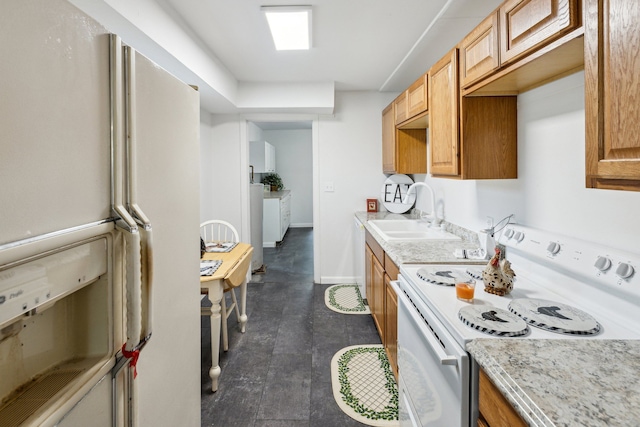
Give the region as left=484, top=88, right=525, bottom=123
left=261, top=173, right=284, bottom=191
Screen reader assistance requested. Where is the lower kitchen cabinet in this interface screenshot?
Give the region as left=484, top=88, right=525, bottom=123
left=365, top=229, right=398, bottom=378
left=263, top=191, right=291, bottom=247
left=478, top=369, right=526, bottom=427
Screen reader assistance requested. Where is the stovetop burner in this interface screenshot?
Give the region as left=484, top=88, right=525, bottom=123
left=458, top=305, right=529, bottom=337
left=416, top=267, right=474, bottom=286
left=508, top=298, right=601, bottom=335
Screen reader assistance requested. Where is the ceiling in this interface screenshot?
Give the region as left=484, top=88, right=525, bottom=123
left=159, top=0, right=503, bottom=94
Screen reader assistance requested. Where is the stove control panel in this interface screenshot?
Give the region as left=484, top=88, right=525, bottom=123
left=499, top=225, right=638, bottom=289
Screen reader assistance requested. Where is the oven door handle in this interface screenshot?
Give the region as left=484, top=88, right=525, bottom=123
left=391, top=280, right=459, bottom=367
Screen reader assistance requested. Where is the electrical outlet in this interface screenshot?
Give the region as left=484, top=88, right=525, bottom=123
left=324, top=182, right=334, bottom=192
left=486, top=216, right=494, bottom=229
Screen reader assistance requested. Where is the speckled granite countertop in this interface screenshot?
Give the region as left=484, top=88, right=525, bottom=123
left=355, top=211, right=486, bottom=266
left=264, top=189, right=290, bottom=199
left=467, top=339, right=640, bottom=427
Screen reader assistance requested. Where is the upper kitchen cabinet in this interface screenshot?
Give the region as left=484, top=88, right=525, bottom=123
left=500, top=0, right=580, bottom=65
left=462, top=0, right=583, bottom=95
left=460, top=12, right=500, bottom=88
left=429, top=48, right=518, bottom=179
left=382, top=103, right=427, bottom=175
left=394, top=73, right=429, bottom=127
left=406, top=74, right=429, bottom=125
left=250, top=140, right=276, bottom=173
left=429, top=49, right=460, bottom=176
left=394, top=91, right=408, bottom=124
left=585, top=0, right=640, bottom=191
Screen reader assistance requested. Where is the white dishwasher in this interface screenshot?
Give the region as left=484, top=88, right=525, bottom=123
left=353, top=216, right=366, bottom=298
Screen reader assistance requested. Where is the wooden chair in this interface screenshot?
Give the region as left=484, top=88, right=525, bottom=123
left=200, top=220, right=243, bottom=351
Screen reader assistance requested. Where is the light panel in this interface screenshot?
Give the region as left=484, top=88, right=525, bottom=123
left=261, top=6, right=312, bottom=51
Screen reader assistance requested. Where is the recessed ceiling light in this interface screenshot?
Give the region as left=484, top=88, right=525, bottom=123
left=261, top=5, right=312, bottom=51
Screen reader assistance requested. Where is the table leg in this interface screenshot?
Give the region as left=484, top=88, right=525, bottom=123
left=239, top=281, right=248, bottom=333
left=208, top=283, right=223, bottom=392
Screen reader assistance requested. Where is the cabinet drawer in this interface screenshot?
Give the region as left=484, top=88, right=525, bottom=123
left=460, top=12, right=500, bottom=87
left=499, top=0, right=580, bottom=65
left=384, top=253, right=399, bottom=281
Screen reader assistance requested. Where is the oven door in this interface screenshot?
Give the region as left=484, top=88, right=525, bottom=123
left=392, top=278, right=469, bottom=427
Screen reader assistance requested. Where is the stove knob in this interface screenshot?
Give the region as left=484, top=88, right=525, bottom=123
left=546, top=242, right=561, bottom=255
left=594, top=256, right=612, bottom=272
left=615, top=263, right=635, bottom=279
left=513, top=231, right=525, bottom=242
left=504, top=229, right=514, bottom=239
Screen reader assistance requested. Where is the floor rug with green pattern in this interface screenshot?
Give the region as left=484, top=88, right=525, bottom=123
left=325, top=284, right=370, bottom=314
left=330, top=345, right=399, bottom=426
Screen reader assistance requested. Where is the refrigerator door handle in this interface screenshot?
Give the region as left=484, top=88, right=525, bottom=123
left=125, top=45, right=154, bottom=345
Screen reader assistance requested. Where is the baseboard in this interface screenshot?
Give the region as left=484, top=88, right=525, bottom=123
left=320, top=276, right=357, bottom=284
left=290, top=223, right=313, bottom=228
left=263, top=242, right=276, bottom=248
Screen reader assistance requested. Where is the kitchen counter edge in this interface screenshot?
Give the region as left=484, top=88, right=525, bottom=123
left=264, top=189, right=290, bottom=199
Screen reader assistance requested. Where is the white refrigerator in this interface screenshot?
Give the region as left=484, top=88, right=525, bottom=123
left=0, top=1, right=201, bottom=426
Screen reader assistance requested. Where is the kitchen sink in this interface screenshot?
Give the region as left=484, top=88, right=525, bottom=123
left=368, top=219, right=461, bottom=241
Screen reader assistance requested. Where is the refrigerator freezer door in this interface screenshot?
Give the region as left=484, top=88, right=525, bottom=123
left=0, top=0, right=112, bottom=245
left=127, top=49, right=201, bottom=427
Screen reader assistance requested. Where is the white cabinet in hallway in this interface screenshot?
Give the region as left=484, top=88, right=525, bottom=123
left=263, top=190, right=291, bottom=247
left=250, top=140, right=276, bottom=173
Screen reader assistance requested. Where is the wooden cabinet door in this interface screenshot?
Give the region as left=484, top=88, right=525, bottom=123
left=499, top=0, right=580, bottom=65
left=371, top=253, right=385, bottom=339
left=382, top=102, right=427, bottom=174
left=479, top=370, right=527, bottom=427
left=365, top=244, right=374, bottom=313
left=406, top=74, right=428, bottom=119
left=585, top=0, right=640, bottom=191
left=429, top=48, right=460, bottom=176
left=460, top=12, right=500, bottom=87
left=384, top=275, right=398, bottom=380
left=394, top=91, right=408, bottom=124
left=382, top=103, right=396, bottom=174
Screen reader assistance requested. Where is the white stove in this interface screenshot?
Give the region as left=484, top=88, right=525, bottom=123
left=399, top=225, right=640, bottom=346
left=394, top=224, right=640, bottom=427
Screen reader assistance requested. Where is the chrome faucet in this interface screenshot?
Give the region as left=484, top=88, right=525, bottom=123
left=402, top=182, right=441, bottom=225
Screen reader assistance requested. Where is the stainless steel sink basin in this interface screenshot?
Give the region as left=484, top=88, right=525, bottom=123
left=368, top=219, right=460, bottom=241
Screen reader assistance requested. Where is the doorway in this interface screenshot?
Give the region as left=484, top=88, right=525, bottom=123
left=244, top=118, right=319, bottom=282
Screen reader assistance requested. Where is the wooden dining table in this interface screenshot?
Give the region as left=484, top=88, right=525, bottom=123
left=200, top=242, right=253, bottom=392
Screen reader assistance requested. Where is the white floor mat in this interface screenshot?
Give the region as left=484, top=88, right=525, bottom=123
left=330, top=345, right=399, bottom=426
left=325, top=284, right=370, bottom=314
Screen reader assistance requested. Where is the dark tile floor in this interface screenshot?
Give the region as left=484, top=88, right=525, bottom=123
left=201, top=227, right=381, bottom=426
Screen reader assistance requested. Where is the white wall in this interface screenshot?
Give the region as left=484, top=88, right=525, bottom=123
left=199, top=112, right=215, bottom=223
left=199, top=113, right=247, bottom=237
left=411, top=71, right=640, bottom=255
left=317, top=91, right=396, bottom=283
left=263, top=129, right=313, bottom=227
